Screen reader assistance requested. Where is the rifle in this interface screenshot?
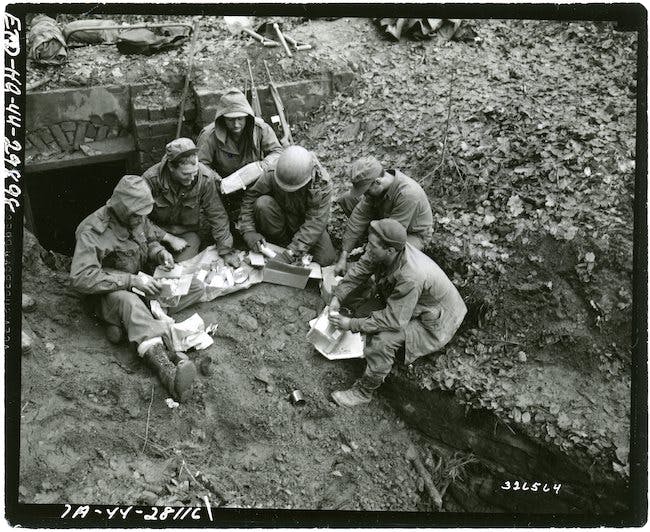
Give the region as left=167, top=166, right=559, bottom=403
left=263, top=59, right=293, bottom=147
left=176, top=19, right=200, bottom=138
left=246, top=58, right=263, bottom=118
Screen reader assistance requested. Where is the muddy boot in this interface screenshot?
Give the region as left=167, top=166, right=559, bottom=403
left=143, top=344, right=197, bottom=401
left=167, top=351, right=189, bottom=364
left=331, top=373, right=383, bottom=407
left=105, top=325, right=123, bottom=344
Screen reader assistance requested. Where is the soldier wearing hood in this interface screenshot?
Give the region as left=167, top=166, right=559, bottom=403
left=196, top=88, right=283, bottom=179
left=143, top=138, right=239, bottom=267
left=70, top=175, right=203, bottom=401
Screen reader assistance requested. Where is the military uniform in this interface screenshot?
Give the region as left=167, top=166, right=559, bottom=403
left=196, top=89, right=282, bottom=178
left=71, top=204, right=203, bottom=351
left=334, top=242, right=467, bottom=381
left=238, top=155, right=337, bottom=265
left=143, top=158, right=233, bottom=262
left=341, top=170, right=434, bottom=252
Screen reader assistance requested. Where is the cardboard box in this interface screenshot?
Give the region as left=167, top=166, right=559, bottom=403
left=263, top=259, right=311, bottom=289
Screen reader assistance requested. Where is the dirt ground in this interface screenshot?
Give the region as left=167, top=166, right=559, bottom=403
left=19, top=14, right=637, bottom=511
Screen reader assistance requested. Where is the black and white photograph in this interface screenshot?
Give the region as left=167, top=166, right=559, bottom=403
left=4, top=3, right=647, bottom=527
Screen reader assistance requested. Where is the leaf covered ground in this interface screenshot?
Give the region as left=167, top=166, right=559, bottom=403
left=23, top=14, right=637, bottom=502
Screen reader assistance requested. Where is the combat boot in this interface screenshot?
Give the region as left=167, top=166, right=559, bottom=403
left=105, top=325, right=123, bottom=344
left=331, top=373, right=383, bottom=407
left=143, top=344, right=196, bottom=401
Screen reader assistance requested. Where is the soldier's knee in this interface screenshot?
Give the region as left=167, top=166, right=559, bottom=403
left=255, top=195, right=276, bottom=211
left=105, top=290, right=141, bottom=310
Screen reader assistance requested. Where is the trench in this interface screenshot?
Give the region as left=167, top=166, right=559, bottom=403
left=23, top=78, right=627, bottom=515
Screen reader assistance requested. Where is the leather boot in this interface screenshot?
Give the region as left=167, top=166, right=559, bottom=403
left=105, top=325, right=123, bottom=344
left=331, top=372, right=383, bottom=407
left=143, top=344, right=196, bottom=401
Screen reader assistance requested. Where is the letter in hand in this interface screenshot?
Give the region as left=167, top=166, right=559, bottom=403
left=132, top=274, right=162, bottom=297
left=328, top=312, right=351, bottom=331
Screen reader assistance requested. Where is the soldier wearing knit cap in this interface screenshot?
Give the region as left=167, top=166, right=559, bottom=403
left=70, top=175, right=204, bottom=402
left=329, top=218, right=467, bottom=407
left=334, top=156, right=434, bottom=276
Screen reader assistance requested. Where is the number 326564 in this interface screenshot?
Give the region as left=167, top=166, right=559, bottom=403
left=501, top=481, right=561, bottom=494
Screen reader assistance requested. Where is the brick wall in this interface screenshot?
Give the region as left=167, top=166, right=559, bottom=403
left=131, top=92, right=197, bottom=170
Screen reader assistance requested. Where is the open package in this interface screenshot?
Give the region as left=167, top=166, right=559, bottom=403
left=162, top=245, right=264, bottom=302
left=307, top=306, right=365, bottom=360
left=169, top=313, right=218, bottom=352
left=260, top=242, right=323, bottom=289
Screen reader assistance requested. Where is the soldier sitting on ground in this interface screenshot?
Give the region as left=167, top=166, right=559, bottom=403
left=70, top=175, right=204, bottom=401
left=143, top=137, right=240, bottom=267
left=334, top=156, right=434, bottom=275
left=328, top=218, right=467, bottom=407
left=196, top=88, right=283, bottom=183
left=238, top=145, right=338, bottom=266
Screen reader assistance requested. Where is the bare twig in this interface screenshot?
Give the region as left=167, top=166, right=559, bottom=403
left=406, top=444, right=443, bottom=510
left=142, top=386, right=155, bottom=453
left=480, top=338, right=524, bottom=347
left=428, top=69, right=456, bottom=182
left=26, top=76, right=52, bottom=92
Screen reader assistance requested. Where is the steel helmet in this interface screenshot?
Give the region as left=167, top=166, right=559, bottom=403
left=274, top=146, right=315, bottom=192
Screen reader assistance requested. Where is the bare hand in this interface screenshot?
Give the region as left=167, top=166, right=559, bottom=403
left=328, top=313, right=351, bottom=330
left=224, top=251, right=241, bottom=268
left=334, top=255, right=348, bottom=276
left=166, top=234, right=189, bottom=253
left=158, top=249, right=175, bottom=269
left=132, top=275, right=162, bottom=297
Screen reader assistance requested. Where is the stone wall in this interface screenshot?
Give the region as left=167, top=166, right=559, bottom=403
left=25, top=70, right=355, bottom=171
left=25, top=86, right=132, bottom=163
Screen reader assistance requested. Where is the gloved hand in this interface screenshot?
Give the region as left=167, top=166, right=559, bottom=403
left=223, top=251, right=241, bottom=268
left=243, top=232, right=265, bottom=252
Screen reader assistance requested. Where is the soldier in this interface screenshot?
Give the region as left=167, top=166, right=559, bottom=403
left=238, top=145, right=337, bottom=266
left=334, top=156, right=434, bottom=275
left=70, top=175, right=203, bottom=401
left=143, top=137, right=239, bottom=266
left=196, top=88, right=282, bottom=181
left=328, top=218, right=467, bottom=407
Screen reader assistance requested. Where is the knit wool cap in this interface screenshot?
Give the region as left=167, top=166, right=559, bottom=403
left=107, top=175, right=154, bottom=217
left=350, top=156, right=383, bottom=192
left=165, top=137, right=198, bottom=162
left=369, top=218, right=407, bottom=250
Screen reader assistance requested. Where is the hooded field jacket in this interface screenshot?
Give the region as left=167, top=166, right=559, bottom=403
left=334, top=243, right=467, bottom=364
left=143, top=157, right=234, bottom=255
left=238, top=156, right=333, bottom=255
left=70, top=182, right=165, bottom=295
left=341, top=170, right=434, bottom=253
left=196, top=89, right=283, bottom=178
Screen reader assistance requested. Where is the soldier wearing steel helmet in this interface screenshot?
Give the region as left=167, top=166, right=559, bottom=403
left=238, top=145, right=337, bottom=266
